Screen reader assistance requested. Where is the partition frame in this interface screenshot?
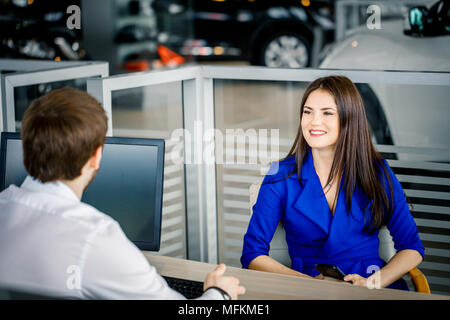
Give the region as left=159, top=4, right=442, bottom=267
left=0, top=59, right=103, bottom=133
left=0, top=59, right=86, bottom=73
left=1, top=61, right=109, bottom=132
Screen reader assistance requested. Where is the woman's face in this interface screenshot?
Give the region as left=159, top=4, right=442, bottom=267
left=301, top=89, right=340, bottom=152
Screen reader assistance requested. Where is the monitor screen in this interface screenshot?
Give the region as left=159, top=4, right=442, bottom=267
left=0, top=133, right=165, bottom=251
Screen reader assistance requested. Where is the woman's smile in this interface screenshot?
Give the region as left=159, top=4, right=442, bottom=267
left=309, top=129, right=327, bottom=137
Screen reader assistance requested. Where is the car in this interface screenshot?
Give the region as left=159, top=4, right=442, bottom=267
left=0, top=0, right=86, bottom=61
left=152, top=0, right=335, bottom=68
left=319, top=0, right=450, bottom=150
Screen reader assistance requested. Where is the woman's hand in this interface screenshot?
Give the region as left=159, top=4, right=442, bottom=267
left=314, top=274, right=346, bottom=282
left=343, top=274, right=368, bottom=287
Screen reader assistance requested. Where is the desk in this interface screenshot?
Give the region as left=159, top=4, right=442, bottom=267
left=143, top=252, right=449, bottom=300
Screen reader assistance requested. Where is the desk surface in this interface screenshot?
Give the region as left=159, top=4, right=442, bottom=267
left=143, top=252, right=449, bottom=300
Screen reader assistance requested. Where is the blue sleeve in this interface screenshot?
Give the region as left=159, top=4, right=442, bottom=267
left=382, top=159, right=425, bottom=259
left=240, top=171, right=285, bottom=269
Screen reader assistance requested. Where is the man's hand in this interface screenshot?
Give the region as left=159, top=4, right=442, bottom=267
left=203, top=264, right=246, bottom=300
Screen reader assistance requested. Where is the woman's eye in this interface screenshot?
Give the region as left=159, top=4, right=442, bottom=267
left=303, top=110, right=311, bottom=114
left=324, top=112, right=334, bottom=115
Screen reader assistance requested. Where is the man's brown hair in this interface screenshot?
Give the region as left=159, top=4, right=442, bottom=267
left=21, top=87, right=108, bottom=183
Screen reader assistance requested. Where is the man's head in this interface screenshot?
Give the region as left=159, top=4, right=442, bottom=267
left=21, top=87, right=108, bottom=185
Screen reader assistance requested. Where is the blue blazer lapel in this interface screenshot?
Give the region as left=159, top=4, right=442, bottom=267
left=324, top=188, right=373, bottom=257
left=291, top=151, right=331, bottom=235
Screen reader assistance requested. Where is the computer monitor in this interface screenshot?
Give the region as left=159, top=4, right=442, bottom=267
left=0, top=132, right=165, bottom=251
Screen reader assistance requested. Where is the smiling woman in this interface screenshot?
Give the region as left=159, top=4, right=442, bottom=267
left=301, top=88, right=341, bottom=213
left=241, top=76, right=425, bottom=291
left=287, top=76, right=393, bottom=229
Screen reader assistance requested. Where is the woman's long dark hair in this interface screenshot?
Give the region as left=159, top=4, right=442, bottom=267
left=285, top=76, right=394, bottom=234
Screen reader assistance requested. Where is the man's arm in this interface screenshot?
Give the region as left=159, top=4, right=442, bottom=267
left=81, top=220, right=244, bottom=300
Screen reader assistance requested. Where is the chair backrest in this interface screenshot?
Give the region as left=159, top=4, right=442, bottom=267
left=249, top=182, right=397, bottom=267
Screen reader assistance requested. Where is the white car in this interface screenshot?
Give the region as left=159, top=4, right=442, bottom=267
left=319, top=1, right=450, bottom=151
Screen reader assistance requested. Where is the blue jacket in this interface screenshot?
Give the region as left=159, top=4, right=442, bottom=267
left=241, top=150, right=425, bottom=290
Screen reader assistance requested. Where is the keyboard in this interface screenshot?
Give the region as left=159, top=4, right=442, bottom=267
left=163, top=276, right=204, bottom=299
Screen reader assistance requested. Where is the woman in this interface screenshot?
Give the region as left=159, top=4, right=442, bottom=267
left=241, top=76, right=424, bottom=290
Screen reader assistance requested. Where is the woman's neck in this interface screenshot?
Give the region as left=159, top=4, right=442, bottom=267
left=311, top=147, right=336, bottom=179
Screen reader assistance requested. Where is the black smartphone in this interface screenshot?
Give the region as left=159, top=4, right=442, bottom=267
left=314, top=263, right=346, bottom=280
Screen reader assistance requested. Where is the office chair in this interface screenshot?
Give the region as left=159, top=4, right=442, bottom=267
left=249, top=182, right=430, bottom=293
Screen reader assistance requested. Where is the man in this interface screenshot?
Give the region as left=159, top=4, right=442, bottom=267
left=0, top=88, right=245, bottom=300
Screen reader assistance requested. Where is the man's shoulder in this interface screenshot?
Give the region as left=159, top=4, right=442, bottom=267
left=71, top=201, right=118, bottom=230
left=0, top=184, right=118, bottom=231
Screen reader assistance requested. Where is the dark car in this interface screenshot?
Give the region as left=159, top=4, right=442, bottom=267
left=0, top=0, right=86, bottom=61
left=153, top=0, right=335, bottom=68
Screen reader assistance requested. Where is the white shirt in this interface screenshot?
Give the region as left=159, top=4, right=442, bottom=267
left=0, top=176, right=223, bottom=300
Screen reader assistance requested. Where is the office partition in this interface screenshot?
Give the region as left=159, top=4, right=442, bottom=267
left=0, top=59, right=94, bottom=133
left=0, top=59, right=86, bottom=73
left=88, top=66, right=450, bottom=295
left=87, top=68, right=202, bottom=261
left=1, top=61, right=109, bottom=133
